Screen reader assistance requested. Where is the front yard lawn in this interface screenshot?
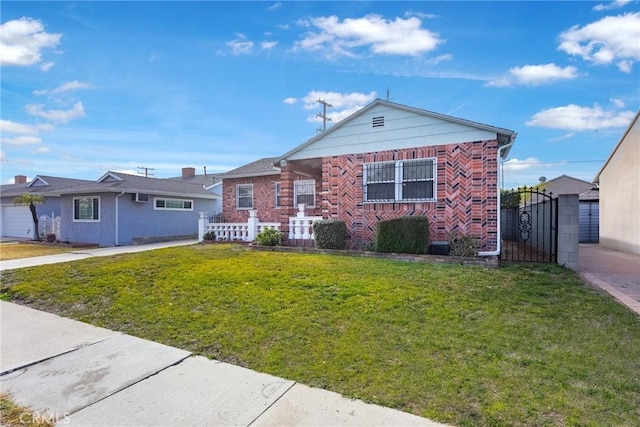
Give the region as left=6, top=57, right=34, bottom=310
left=0, top=243, right=77, bottom=261
left=1, top=244, right=639, bottom=426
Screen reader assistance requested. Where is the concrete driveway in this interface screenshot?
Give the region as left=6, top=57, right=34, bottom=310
left=577, top=244, right=640, bottom=315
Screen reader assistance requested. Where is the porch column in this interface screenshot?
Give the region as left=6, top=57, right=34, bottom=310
left=279, top=161, right=296, bottom=243
left=198, top=212, right=208, bottom=242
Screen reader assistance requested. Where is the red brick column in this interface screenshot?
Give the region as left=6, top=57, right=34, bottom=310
left=279, top=161, right=296, bottom=243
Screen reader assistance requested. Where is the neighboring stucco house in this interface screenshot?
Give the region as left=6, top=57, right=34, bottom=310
left=223, top=99, right=517, bottom=252
left=0, top=175, right=92, bottom=239
left=51, top=171, right=219, bottom=246
left=594, top=110, right=640, bottom=255
left=168, top=167, right=223, bottom=215
left=536, top=175, right=594, bottom=197
left=527, top=174, right=599, bottom=244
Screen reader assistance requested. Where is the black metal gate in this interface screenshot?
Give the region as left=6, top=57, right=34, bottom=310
left=500, top=187, right=558, bottom=263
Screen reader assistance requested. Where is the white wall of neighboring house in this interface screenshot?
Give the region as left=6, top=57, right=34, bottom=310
left=597, top=112, right=640, bottom=255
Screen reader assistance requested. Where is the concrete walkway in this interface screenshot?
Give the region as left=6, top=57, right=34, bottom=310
left=577, top=244, right=640, bottom=315
left=0, top=241, right=446, bottom=426
left=0, top=240, right=198, bottom=271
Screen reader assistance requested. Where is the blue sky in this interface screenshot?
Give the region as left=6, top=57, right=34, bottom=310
left=1, top=1, right=638, bottom=189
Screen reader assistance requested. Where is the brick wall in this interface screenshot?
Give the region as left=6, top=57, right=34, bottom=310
left=223, top=171, right=315, bottom=224
left=321, top=140, right=499, bottom=250
left=222, top=175, right=280, bottom=223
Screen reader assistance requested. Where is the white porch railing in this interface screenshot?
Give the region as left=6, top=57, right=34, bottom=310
left=198, top=205, right=322, bottom=243
left=198, top=210, right=281, bottom=242
left=289, top=204, right=323, bottom=240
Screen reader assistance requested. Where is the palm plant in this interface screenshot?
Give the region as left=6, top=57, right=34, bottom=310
left=13, top=193, right=46, bottom=240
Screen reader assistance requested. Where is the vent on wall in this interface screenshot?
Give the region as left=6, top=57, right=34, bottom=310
left=372, top=116, right=385, bottom=128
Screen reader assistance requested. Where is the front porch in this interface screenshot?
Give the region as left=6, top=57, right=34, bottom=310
left=198, top=204, right=322, bottom=244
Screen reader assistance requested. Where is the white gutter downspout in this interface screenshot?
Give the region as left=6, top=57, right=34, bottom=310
left=479, top=137, right=516, bottom=257
left=115, top=191, right=125, bottom=246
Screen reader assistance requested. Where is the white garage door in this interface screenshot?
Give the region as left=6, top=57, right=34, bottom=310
left=1, top=205, right=34, bottom=238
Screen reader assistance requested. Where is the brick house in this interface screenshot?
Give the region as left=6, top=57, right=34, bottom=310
left=221, top=99, right=517, bottom=252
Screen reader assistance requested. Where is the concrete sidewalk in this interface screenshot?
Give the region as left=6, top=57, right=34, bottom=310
left=577, top=244, right=640, bottom=315
left=1, top=301, right=445, bottom=426
left=0, top=240, right=198, bottom=271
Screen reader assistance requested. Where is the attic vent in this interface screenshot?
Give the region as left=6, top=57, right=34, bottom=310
left=372, top=116, right=385, bottom=128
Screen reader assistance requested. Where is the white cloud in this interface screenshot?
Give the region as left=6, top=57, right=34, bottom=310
left=33, top=80, right=92, bottom=96
left=299, top=90, right=377, bottom=124
left=34, top=146, right=50, bottom=153
left=558, top=12, right=640, bottom=73
left=1, top=135, right=42, bottom=146
left=593, top=0, right=630, bottom=11
left=487, top=63, right=579, bottom=87
left=0, top=119, right=39, bottom=134
left=0, top=17, right=61, bottom=66
left=261, top=41, right=278, bottom=50
left=526, top=104, right=636, bottom=131
left=268, top=2, right=282, bottom=11
left=405, top=11, right=438, bottom=20
left=40, top=61, right=54, bottom=71
left=502, top=157, right=544, bottom=171
left=25, top=101, right=85, bottom=124
left=227, top=34, right=253, bottom=55
left=295, top=14, right=443, bottom=58
left=282, top=97, right=297, bottom=105
left=610, top=98, right=625, bottom=108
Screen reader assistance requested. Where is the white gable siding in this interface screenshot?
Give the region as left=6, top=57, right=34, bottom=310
left=287, top=104, right=498, bottom=160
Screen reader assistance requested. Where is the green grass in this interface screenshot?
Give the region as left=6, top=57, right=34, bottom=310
left=0, top=393, right=55, bottom=427
left=0, top=243, right=77, bottom=261
left=2, top=244, right=639, bottom=426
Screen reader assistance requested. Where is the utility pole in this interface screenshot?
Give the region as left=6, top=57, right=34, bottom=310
left=137, top=166, right=154, bottom=178
left=316, top=99, right=332, bottom=133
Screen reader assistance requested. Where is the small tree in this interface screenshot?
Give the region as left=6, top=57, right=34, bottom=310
left=13, top=193, right=46, bottom=240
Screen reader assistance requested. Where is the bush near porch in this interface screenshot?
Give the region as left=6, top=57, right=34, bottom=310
left=1, top=244, right=639, bottom=426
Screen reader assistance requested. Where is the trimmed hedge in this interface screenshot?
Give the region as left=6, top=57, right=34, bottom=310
left=313, top=219, right=347, bottom=249
left=375, top=216, right=430, bottom=254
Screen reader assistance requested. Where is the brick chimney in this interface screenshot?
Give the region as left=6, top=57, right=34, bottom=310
left=182, top=167, right=196, bottom=178
left=14, top=175, right=27, bottom=184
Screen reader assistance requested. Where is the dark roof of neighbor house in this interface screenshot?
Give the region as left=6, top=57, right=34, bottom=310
left=277, top=99, right=518, bottom=163
left=594, top=109, right=640, bottom=183
left=0, top=175, right=94, bottom=199
left=51, top=172, right=219, bottom=199
left=221, top=157, right=280, bottom=179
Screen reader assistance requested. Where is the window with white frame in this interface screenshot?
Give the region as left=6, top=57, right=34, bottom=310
left=73, top=196, right=100, bottom=221
left=275, top=182, right=282, bottom=208
left=236, top=184, right=253, bottom=209
left=294, top=179, right=315, bottom=207
left=154, top=198, right=193, bottom=211
left=363, top=158, right=436, bottom=202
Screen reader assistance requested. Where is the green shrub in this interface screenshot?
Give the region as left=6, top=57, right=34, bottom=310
left=375, top=216, right=429, bottom=254
left=203, top=231, right=216, bottom=241
left=449, top=231, right=480, bottom=257
left=313, top=219, right=347, bottom=249
left=256, top=227, right=282, bottom=246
